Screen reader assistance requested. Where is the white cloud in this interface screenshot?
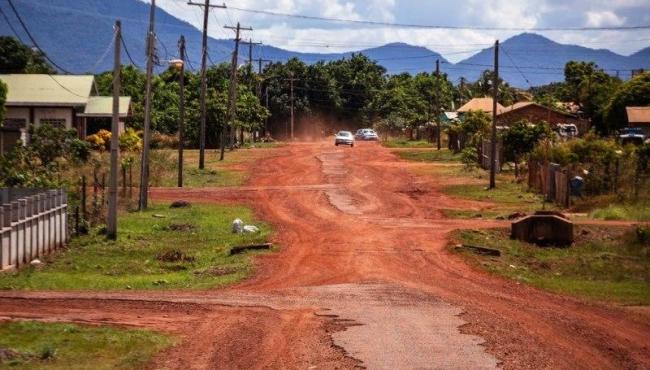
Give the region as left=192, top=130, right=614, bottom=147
left=585, top=11, right=626, bottom=27
left=146, top=0, right=650, bottom=60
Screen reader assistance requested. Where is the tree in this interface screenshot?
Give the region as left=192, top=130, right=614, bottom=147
left=604, top=72, right=650, bottom=133
left=564, top=61, right=621, bottom=133
left=0, top=36, right=55, bottom=74
left=501, top=120, right=551, bottom=177
left=0, top=80, right=6, bottom=124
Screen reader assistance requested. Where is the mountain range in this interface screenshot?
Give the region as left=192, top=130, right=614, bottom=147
left=1, top=0, right=648, bottom=88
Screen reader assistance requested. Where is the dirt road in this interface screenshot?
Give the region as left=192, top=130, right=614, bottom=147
left=1, top=142, right=649, bottom=369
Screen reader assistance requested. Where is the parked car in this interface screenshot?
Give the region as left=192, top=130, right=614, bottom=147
left=556, top=123, right=579, bottom=138
left=354, top=128, right=379, bottom=141
left=335, top=131, right=354, bottom=147
left=619, top=127, right=646, bottom=145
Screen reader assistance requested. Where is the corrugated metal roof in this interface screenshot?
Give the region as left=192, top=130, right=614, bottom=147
left=626, top=107, right=650, bottom=123
left=0, top=74, right=93, bottom=106
left=79, top=96, right=132, bottom=117
left=457, top=98, right=505, bottom=114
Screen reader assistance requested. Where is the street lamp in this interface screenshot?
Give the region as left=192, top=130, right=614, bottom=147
left=169, top=35, right=185, bottom=187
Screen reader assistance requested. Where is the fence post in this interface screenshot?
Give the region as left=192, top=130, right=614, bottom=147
left=11, top=201, right=20, bottom=267
left=0, top=207, right=9, bottom=269
left=24, top=198, right=33, bottom=263
left=37, top=194, right=45, bottom=256
left=45, top=192, right=52, bottom=254
left=30, top=195, right=38, bottom=258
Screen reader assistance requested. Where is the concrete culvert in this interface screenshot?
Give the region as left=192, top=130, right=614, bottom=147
left=511, top=211, right=574, bottom=247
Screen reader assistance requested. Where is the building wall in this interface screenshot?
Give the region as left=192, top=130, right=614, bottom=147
left=4, top=106, right=74, bottom=129
left=497, top=105, right=590, bottom=135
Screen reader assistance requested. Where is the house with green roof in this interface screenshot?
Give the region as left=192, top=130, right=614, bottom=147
left=0, top=74, right=130, bottom=138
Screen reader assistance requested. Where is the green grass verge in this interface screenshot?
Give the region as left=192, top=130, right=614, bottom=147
left=0, top=321, right=172, bottom=369
left=590, top=203, right=650, bottom=221
left=442, top=181, right=555, bottom=214
left=394, top=149, right=461, bottom=162
left=0, top=203, right=271, bottom=290
left=452, top=227, right=650, bottom=304
left=149, top=148, right=275, bottom=187
left=381, top=139, right=434, bottom=148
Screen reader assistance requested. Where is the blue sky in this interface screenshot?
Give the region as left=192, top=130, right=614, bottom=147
left=148, top=0, right=650, bottom=62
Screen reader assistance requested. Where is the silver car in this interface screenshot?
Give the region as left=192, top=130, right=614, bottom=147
left=335, top=131, right=354, bottom=147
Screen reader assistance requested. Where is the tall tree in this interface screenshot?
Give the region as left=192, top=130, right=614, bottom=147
left=0, top=36, right=55, bottom=74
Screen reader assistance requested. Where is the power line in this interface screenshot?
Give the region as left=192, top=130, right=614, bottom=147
left=121, top=37, right=142, bottom=68
left=226, top=5, right=650, bottom=31
left=0, top=6, right=23, bottom=42
left=501, top=46, right=533, bottom=88
left=6, top=0, right=72, bottom=73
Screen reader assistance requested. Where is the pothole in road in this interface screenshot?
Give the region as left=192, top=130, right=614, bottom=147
left=318, top=152, right=362, bottom=215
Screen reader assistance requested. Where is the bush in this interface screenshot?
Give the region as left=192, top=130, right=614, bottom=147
left=636, top=225, right=650, bottom=245
left=119, top=128, right=143, bottom=152
left=151, top=132, right=179, bottom=149
left=461, top=147, right=478, bottom=169
left=86, top=129, right=112, bottom=151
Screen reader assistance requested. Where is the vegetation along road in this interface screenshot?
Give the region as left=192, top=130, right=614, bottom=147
left=1, top=141, right=649, bottom=369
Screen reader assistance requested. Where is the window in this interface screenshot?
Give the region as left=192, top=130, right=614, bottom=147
left=39, top=119, right=66, bottom=127
left=2, top=119, right=27, bottom=130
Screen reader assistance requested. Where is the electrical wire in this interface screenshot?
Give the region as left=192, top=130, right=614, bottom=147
left=6, top=0, right=73, bottom=73
left=121, top=37, right=142, bottom=69
left=0, top=5, right=24, bottom=42
left=501, top=46, right=533, bottom=88
left=225, top=5, right=650, bottom=31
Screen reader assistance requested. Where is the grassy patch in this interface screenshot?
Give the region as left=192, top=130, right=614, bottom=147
left=0, top=321, right=171, bottom=369
left=443, top=181, right=555, bottom=215
left=382, top=139, right=434, bottom=148
left=589, top=204, right=650, bottom=221
left=0, top=203, right=271, bottom=290
left=150, top=148, right=277, bottom=187
left=452, top=227, right=650, bottom=304
left=394, top=149, right=461, bottom=162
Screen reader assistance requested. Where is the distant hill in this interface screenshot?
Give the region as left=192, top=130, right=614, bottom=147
left=0, top=0, right=648, bottom=87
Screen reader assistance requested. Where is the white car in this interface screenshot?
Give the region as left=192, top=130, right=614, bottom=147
left=355, top=128, right=379, bottom=141
left=335, top=131, right=354, bottom=147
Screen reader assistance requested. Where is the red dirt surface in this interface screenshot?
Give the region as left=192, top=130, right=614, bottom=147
left=1, top=141, right=649, bottom=369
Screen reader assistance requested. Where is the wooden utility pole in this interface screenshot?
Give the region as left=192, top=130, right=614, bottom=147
left=221, top=23, right=252, bottom=159
left=489, top=40, right=500, bottom=189
left=107, top=20, right=121, bottom=239
left=255, top=58, right=271, bottom=139
left=189, top=0, right=225, bottom=169
left=177, top=35, right=186, bottom=187
left=242, top=39, right=261, bottom=66
left=138, top=0, right=156, bottom=211
left=435, top=60, right=442, bottom=151
left=287, top=73, right=298, bottom=140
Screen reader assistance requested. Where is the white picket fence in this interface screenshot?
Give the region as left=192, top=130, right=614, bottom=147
left=0, top=189, right=68, bottom=270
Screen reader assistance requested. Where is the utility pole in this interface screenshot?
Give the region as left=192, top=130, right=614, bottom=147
left=107, top=20, right=121, bottom=239
left=188, top=0, right=225, bottom=169
left=287, top=72, right=298, bottom=140
left=221, top=22, right=252, bottom=159
left=177, top=35, right=186, bottom=187
left=255, top=58, right=271, bottom=139
left=434, top=60, right=442, bottom=151
left=138, top=0, right=156, bottom=211
left=241, top=39, right=261, bottom=66
left=489, top=40, right=500, bottom=190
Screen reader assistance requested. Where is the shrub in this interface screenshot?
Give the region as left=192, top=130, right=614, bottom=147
left=636, top=225, right=650, bottom=245
left=119, top=128, right=143, bottom=152
left=151, top=132, right=179, bottom=149
left=461, top=147, right=478, bottom=169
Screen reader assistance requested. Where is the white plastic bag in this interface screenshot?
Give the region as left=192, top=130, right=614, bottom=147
left=232, top=218, right=244, bottom=233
